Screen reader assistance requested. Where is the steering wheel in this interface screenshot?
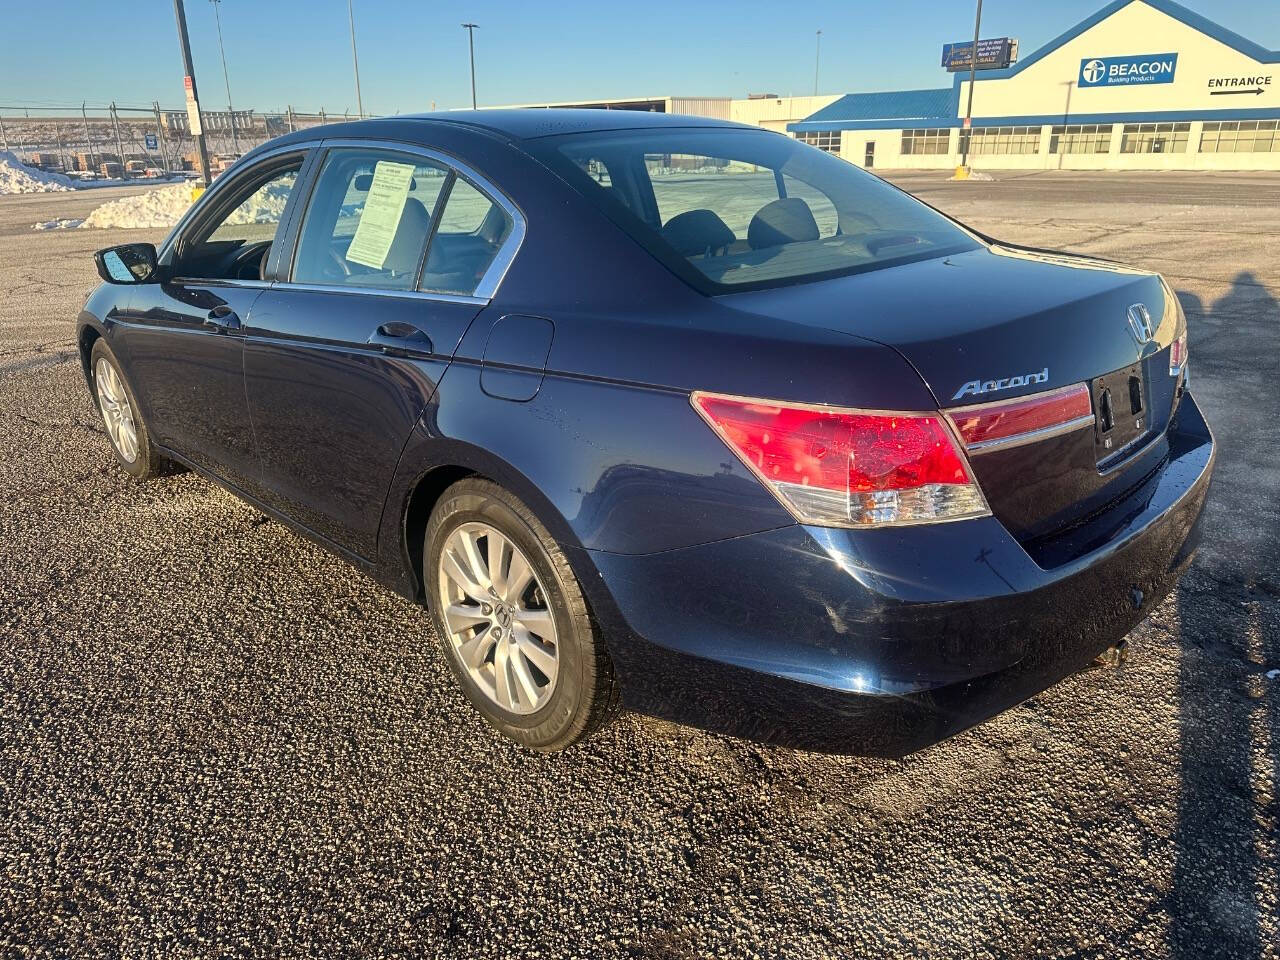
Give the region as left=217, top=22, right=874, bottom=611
left=229, top=241, right=272, bottom=281
left=328, top=246, right=353, bottom=277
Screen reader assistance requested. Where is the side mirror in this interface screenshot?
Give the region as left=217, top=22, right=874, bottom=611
left=94, top=243, right=159, bottom=284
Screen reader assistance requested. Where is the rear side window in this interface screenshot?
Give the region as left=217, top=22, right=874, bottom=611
left=420, top=178, right=513, bottom=296
left=292, top=148, right=449, bottom=290
left=536, top=128, right=979, bottom=292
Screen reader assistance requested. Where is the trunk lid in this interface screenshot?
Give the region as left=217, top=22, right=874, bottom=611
left=722, top=244, right=1184, bottom=556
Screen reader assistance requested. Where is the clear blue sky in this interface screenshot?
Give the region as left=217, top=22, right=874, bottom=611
left=3, top=0, right=1277, bottom=115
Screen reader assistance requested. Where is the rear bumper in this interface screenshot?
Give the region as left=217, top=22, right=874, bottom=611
left=583, top=391, right=1215, bottom=756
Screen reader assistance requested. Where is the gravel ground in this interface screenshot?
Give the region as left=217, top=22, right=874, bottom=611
left=1, top=171, right=1277, bottom=959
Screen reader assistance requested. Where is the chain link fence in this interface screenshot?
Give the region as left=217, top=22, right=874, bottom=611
left=0, top=102, right=365, bottom=176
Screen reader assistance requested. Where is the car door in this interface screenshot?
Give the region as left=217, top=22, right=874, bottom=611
left=242, top=143, right=521, bottom=560
left=119, top=149, right=310, bottom=494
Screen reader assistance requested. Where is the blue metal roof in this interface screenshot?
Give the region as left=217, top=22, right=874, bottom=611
left=794, top=89, right=956, bottom=131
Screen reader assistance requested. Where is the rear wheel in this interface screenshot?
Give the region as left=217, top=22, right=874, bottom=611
left=90, top=339, right=164, bottom=480
left=425, top=478, right=620, bottom=751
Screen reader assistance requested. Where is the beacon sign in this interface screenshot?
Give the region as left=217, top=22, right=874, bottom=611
left=1079, top=53, right=1178, bottom=88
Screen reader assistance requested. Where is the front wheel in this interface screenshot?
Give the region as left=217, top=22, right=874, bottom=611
left=425, top=478, right=620, bottom=751
left=89, top=339, right=165, bottom=480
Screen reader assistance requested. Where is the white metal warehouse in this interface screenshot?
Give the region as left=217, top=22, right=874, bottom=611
left=789, top=0, right=1280, bottom=170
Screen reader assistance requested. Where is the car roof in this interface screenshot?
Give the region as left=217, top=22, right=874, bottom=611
left=404, top=108, right=749, bottom=140
left=259, top=109, right=755, bottom=155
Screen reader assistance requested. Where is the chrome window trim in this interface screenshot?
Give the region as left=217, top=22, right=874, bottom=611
left=268, top=281, right=486, bottom=307
left=302, top=137, right=527, bottom=302
left=158, top=142, right=313, bottom=263
left=167, top=277, right=274, bottom=290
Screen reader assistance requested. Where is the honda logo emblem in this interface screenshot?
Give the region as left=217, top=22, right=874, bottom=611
left=1127, top=303, right=1154, bottom=345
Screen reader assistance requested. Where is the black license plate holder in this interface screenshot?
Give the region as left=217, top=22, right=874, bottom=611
left=1091, top=362, right=1148, bottom=466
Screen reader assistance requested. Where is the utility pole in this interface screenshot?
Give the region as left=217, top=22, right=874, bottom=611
left=172, top=0, right=212, bottom=185
left=80, top=102, right=93, bottom=171
left=54, top=121, right=67, bottom=172
left=347, top=0, right=365, bottom=118
left=814, top=30, right=822, bottom=97
left=462, top=23, right=478, bottom=109
left=209, top=0, right=240, bottom=153
left=0, top=114, right=8, bottom=153
left=959, top=0, right=983, bottom=171
left=110, top=102, right=126, bottom=166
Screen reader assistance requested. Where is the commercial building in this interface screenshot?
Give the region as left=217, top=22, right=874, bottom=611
left=790, top=0, right=1280, bottom=170
left=482, top=94, right=840, bottom=135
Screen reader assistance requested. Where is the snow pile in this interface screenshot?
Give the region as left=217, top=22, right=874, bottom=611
left=0, top=151, right=73, bottom=194
left=32, top=218, right=85, bottom=230
left=75, top=179, right=291, bottom=230
left=80, top=183, right=200, bottom=230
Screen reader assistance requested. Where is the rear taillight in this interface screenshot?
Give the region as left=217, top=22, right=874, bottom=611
left=691, top=392, right=989, bottom=527
left=1170, top=332, right=1188, bottom=377
left=947, top=383, right=1094, bottom=453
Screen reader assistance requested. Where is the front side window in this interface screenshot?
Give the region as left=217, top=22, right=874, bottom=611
left=175, top=157, right=303, bottom=281
left=535, top=127, right=978, bottom=292
left=292, top=149, right=450, bottom=290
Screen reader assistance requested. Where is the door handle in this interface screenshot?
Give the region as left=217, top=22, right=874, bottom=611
left=204, top=305, right=241, bottom=333
left=367, top=322, right=433, bottom=358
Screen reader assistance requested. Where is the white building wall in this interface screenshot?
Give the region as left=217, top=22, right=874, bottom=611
left=731, top=95, right=841, bottom=132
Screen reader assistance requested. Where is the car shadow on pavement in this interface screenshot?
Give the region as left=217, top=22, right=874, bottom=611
left=1170, top=273, right=1279, bottom=958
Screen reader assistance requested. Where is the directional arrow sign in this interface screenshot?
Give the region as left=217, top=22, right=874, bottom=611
left=1210, top=87, right=1265, bottom=96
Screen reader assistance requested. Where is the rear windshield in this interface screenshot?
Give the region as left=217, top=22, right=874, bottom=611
left=531, top=127, right=979, bottom=292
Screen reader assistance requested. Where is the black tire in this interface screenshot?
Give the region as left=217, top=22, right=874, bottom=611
left=425, top=478, right=620, bottom=751
left=89, top=338, right=165, bottom=480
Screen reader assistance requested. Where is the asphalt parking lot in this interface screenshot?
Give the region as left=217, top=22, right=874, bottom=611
left=1, top=171, right=1277, bottom=958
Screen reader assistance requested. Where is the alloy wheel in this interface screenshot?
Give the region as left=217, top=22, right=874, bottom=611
left=437, top=521, right=559, bottom=715
left=95, top=357, right=139, bottom=463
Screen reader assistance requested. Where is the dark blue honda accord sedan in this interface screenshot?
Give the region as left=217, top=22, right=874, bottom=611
left=79, top=110, right=1214, bottom=755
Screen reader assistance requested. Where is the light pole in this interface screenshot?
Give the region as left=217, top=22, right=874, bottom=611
left=814, top=29, right=822, bottom=97
left=172, top=0, right=212, bottom=185
left=959, top=0, right=983, bottom=171
left=209, top=0, right=239, bottom=154
left=348, top=0, right=365, bottom=118
left=462, top=23, right=478, bottom=109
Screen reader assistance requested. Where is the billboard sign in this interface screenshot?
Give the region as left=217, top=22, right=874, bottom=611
left=1078, top=53, right=1178, bottom=88
left=942, top=38, right=1015, bottom=72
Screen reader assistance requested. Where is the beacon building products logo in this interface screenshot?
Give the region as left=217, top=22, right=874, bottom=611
left=1079, top=53, right=1178, bottom=88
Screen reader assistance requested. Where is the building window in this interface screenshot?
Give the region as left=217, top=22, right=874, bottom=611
left=1120, top=122, right=1191, bottom=154
left=796, top=130, right=840, bottom=153
left=958, top=125, right=1042, bottom=155
left=901, top=128, right=952, bottom=156
left=1049, top=124, right=1113, bottom=154
left=1200, top=120, right=1280, bottom=153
